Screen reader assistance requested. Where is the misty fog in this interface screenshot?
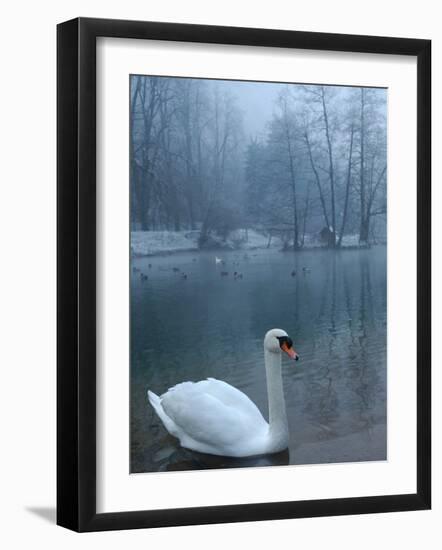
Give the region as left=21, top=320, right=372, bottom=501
left=130, top=76, right=387, bottom=252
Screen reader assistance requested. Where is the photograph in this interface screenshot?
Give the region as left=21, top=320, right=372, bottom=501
left=129, top=75, right=388, bottom=474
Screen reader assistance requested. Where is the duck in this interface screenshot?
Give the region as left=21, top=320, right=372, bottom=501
left=147, top=329, right=299, bottom=457
left=291, top=270, right=296, bottom=277
left=215, top=257, right=222, bottom=264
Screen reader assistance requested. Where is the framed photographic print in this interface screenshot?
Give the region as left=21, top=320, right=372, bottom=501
left=57, top=17, right=431, bottom=532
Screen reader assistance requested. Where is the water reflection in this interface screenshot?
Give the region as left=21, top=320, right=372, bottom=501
left=131, top=247, right=387, bottom=473
left=148, top=434, right=290, bottom=471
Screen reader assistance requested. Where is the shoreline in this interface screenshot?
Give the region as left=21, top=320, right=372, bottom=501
left=131, top=230, right=385, bottom=258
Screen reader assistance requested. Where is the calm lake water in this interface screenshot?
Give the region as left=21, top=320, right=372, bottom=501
left=130, top=246, right=387, bottom=473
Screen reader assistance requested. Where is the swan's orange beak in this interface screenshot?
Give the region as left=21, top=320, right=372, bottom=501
left=281, top=342, right=299, bottom=361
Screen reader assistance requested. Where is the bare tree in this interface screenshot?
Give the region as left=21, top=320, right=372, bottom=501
left=130, top=76, right=386, bottom=249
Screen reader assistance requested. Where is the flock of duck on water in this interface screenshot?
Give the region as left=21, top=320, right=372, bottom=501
left=132, top=254, right=312, bottom=282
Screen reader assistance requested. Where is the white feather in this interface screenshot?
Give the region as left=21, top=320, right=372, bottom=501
left=148, top=329, right=293, bottom=457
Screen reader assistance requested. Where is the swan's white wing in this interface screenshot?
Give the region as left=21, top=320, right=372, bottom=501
left=159, top=379, right=268, bottom=454
left=198, top=378, right=266, bottom=423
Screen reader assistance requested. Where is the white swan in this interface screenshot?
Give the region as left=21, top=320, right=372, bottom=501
left=147, top=329, right=299, bottom=457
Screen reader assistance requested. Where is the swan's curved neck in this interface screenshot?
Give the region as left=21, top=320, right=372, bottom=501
left=264, top=349, right=288, bottom=448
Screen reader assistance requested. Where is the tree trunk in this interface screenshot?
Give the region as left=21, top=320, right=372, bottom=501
left=359, top=88, right=367, bottom=244
left=301, top=180, right=311, bottom=247
left=359, top=218, right=370, bottom=244
left=281, top=97, right=299, bottom=249
left=321, top=87, right=336, bottom=248
left=304, top=131, right=330, bottom=229
left=183, top=82, right=197, bottom=230
left=337, top=124, right=354, bottom=248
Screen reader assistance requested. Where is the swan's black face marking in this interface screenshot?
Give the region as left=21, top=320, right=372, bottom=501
left=277, top=336, right=299, bottom=361
left=277, top=336, right=293, bottom=349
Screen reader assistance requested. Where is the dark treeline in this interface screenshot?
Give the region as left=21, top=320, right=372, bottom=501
left=130, top=76, right=387, bottom=248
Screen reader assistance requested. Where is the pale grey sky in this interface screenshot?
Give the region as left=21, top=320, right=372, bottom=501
left=209, top=79, right=283, bottom=139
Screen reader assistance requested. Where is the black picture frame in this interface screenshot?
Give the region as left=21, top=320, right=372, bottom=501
left=57, top=17, right=431, bottom=532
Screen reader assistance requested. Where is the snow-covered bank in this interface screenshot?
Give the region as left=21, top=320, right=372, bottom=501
left=300, top=233, right=367, bottom=249
left=131, top=231, right=199, bottom=257
left=131, top=229, right=379, bottom=257
left=131, top=229, right=277, bottom=257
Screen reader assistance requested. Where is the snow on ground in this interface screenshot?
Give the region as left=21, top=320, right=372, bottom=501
left=227, top=229, right=276, bottom=250
left=340, top=234, right=360, bottom=247
left=131, top=229, right=368, bottom=257
left=303, top=233, right=362, bottom=248
left=131, top=231, right=199, bottom=256
left=131, top=229, right=279, bottom=257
